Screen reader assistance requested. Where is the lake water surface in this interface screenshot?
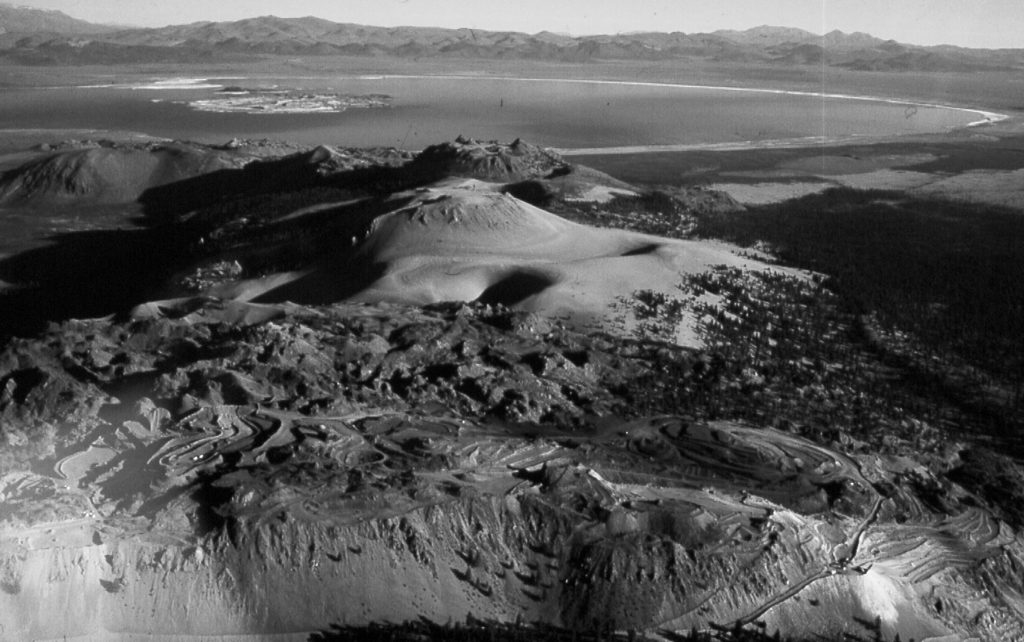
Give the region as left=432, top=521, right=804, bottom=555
left=0, top=75, right=986, bottom=150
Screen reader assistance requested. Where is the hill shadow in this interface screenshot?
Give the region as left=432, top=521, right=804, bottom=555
left=309, top=619, right=644, bottom=642
left=0, top=139, right=537, bottom=338
left=0, top=225, right=193, bottom=338
left=476, top=271, right=555, bottom=307
left=136, top=150, right=451, bottom=226
left=307, top=618, right=823, bottom=641
left=0, top=168, right=428, bottom=339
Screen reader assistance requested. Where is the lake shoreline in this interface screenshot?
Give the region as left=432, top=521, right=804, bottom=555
left=2, top=66, right=1005, bottom=151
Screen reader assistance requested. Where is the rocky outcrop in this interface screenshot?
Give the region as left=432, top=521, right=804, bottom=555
left=2, top=298, right=1024, bottom=640
left=411, top=137, right=571, bottom=183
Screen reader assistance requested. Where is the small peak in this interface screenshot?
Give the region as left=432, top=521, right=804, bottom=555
left=307, top=144, right=336, bottom=164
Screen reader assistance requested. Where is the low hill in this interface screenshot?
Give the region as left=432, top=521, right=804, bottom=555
left=412, top=137, right=569, bottom=182
left=240, top=183, right=762, bottom=334
left=0, top=141, right=249, bottom=204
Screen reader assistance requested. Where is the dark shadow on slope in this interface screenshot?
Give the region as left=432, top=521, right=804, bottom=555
left=137, top=137, right=563, bottom=227
left=309, top=619, right=643, bottom=642
left=135, top=165, right=265, bottom=223
left=501, top=179, right=555, bottom=206
left=190, top=474, right=233, bottom=536
left=309, top=618, right=818, bottom=641
left=0, top=225, right=193, bottom=338
left=476, top=271, right=555, bottom=307
left=137, top=150, right=451, bottom=226
left=620, top=242, right=663, bottom=257
left=251, top=258, right=388, bottom=306
left=1, top=139, right=563, bottom=338
left=184, top=190, right=412, bottom=281
left=0, top=188, right=415, bottom=339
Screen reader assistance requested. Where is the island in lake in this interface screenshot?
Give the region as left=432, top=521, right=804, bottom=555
left=188, top=87, right=392, bottom=113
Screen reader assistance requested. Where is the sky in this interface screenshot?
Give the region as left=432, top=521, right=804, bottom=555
left=9, top=0, right=1024, bottom=49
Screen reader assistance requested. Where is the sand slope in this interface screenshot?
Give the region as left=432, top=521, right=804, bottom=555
left=244, top=184, right=770, bottom=343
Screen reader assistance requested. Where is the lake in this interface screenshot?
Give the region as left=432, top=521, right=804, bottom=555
left=0, top=75, right=988, bottom=151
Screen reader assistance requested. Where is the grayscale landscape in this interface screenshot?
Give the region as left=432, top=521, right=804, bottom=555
left=1, top=1, right=1024, bottom=640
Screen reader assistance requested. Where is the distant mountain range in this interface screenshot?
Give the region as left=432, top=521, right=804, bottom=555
left=1, top=3, right=1021, bottom=72
left=0, top=3, right=115, bottom=35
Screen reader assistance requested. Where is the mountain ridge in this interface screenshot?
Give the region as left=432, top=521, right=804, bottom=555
left=0, top=3, right=1021, bottom=71
left=0, top=2, right=116, bottom=35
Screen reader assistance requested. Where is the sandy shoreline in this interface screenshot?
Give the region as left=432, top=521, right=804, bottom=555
left=56, top=73, right=1010, bottom=152
left=371, top=73, right=1009, bottom=151
left=559, top=134, right=873, bottom=156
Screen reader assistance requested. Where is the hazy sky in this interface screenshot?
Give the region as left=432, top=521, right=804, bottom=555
left=11, top=0, right=1024, bottom=49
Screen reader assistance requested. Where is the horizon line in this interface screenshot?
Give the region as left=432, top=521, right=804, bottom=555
left=3, top=2, right=1018, bottom=51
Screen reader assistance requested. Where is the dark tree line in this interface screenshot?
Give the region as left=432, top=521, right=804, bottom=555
left=690, top=188, right=1024, bottom=407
